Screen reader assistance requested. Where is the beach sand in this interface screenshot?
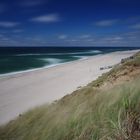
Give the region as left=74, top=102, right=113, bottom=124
left=0, top=50, right=139, bottom=125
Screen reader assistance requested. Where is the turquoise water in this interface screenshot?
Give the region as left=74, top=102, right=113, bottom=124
left=0, top=47, right=139, bottom=75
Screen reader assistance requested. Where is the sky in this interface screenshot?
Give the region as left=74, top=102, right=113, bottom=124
left=0, top=0, right=140, bottom=46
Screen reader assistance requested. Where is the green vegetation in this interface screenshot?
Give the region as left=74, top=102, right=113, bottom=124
left=0, top=52, right=140, bottom=140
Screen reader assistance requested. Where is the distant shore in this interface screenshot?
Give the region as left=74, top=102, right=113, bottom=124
left=0, top=49, right=139, bottom=125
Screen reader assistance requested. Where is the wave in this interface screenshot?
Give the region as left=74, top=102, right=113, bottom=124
left=0, top=50, right=102, bottom=76
left=0, top=58, right=79, bottom=77
left=40, top=58, right=63, bottom=64
left=15, top=50, right=102, bottom=56
left=72, top=56, right=88, bottom=60
left=0, top=63, right=61, bottom=77
left=48, top=50, right=102, bottom=55
left=67, top=50, right=102, bottom=55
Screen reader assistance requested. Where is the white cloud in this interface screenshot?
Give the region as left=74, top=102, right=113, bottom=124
left=131, top=23, right=140, bottom=29
left=125, top=16, right=140, bottom=24
left=0, top=34, right=4, bottom=37
left=58, top=35, right=67, bottom=39
left=103, top=36, right=123, bottom=42
left=0, top=37, right=9, bottom=41
left=12, top=29, right=23, bottom=33
left=71, top=39, right=79, bottom=42
left=95, top=19, right=118, bottom=27
left=0, top=22, right=19, bottom=28
left=32, top=14, right=60, bottom=23
left=79, top=34, right=91, bottom=39
left=113, top=37, right=123, bottom=40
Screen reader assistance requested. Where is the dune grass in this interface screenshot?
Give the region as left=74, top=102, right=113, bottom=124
left=0, top=52, right=140, bottom=140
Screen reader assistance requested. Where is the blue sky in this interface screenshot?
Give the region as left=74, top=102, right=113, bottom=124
left=0, top=0, right=140, bottom=46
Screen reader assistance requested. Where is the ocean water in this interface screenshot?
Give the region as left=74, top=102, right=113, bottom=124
left=0, top=47, right=139, bottom=75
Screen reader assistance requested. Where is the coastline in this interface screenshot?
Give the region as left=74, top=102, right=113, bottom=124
left=0, top=55, right=89, bottom=78
left=0, top=49, right=139, bottom=78
left=0, top=49, right=139, bottom=125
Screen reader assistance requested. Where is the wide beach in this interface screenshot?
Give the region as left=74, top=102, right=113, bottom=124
left=0, top=50, right=139, bottom=125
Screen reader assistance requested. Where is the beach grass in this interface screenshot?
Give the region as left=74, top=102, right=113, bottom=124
left=0, top=52, right=140, bottom=140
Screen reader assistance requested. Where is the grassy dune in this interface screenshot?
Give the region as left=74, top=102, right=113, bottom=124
left=0, top=52, right=140, bottom=140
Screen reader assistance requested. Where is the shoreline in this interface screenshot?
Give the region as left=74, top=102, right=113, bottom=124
left=0, top=49, right=139, bottom=125
left=0, top=49, right=138, bottom=78
left=0, top=54, right=97, bottom=78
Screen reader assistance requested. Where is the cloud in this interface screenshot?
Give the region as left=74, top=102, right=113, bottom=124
left=104, top=36, right=123, bottom=41
left=125, top=16, right=140, bottom=24
left=131, top=23, right=140, bottom=29
left=113, top=37, right=123, bottom=40
left=71, top=39, right=79, bottom=42
left=31, top=14, right=60, bottom=23
left=20, top=0, right=45, bottom=7
left=12, top=29, right=23, bottom=33
left=92, top=30, right=140, bottom=46
left=0, top=22, right=19, bottom=28
left=124, top=31, right=140, bottom=37
left=94, top=17, right=140, bottom=28
left=58, top=35, right=67, bottom=39
left=0, top=37, right=9, bottom=41
left=79, top=34, right=91, bottom=39
left=0, top=34, right=4, bottom=37
left=95, top=19, right=118, bottom=27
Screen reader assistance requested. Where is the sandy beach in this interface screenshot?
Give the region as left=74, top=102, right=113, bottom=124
left=0, top=50, right=139, bottom=125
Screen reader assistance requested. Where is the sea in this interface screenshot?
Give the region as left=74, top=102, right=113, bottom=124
left=0, top=47, right=139, bottom=75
